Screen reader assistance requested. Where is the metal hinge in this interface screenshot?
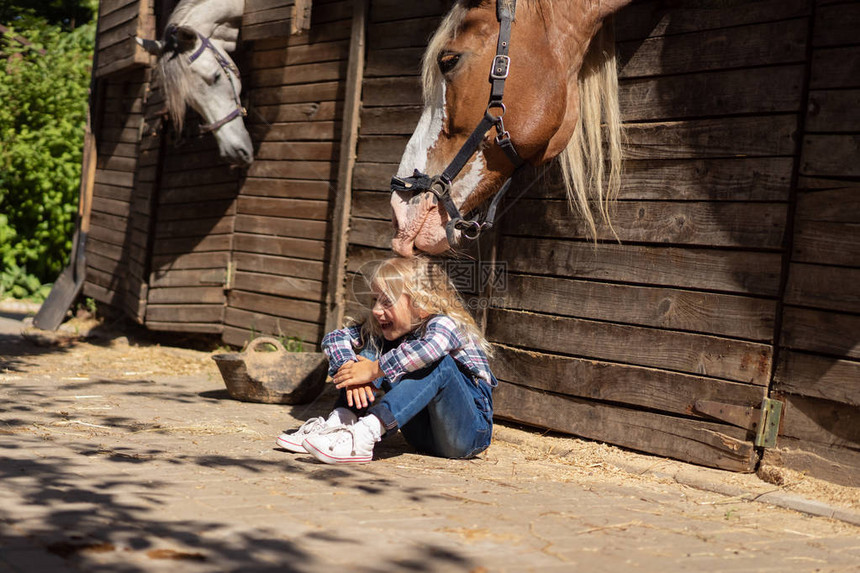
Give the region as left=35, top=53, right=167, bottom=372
left=693, top=397, right=784, bottom=448
left=196, top=262, right=234, bottom=291
left=754, top=398, right=783, bottom=448
left=224, top=260, right=235, bottom=292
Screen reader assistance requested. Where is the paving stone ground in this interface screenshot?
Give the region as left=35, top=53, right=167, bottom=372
left=0, top=312, right=858, bottom=572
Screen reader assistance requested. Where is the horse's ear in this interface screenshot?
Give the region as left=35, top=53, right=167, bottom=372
left=174, top=26, right=198, bottom=53
left=135, top=36, right=164, bottom=56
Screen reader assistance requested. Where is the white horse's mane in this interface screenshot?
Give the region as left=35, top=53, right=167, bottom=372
left=158, top=40, right=195, bottom=130
left=422, top=0, right=623, bottom=239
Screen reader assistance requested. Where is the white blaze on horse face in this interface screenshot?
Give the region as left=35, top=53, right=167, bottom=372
left=391, top=81, right=490, bottom=254
left=396, top=82, right=445, bottom=178
left=454, top=150, right=485, bottom=207
left=391, top=82, right=446, bottom=254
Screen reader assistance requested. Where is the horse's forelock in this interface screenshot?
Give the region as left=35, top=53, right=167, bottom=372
left=159, top=1, right=202, bottom=132
left=421, top=0, right=522, bottom=105
left=421, top=4, right=470, bottom=104
left=159, top=51, right=194, bottom=131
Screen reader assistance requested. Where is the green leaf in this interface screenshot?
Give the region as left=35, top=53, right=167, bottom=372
left=0, top=13, right=94, bottom=296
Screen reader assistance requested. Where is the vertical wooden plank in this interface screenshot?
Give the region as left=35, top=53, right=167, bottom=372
left=766, top=0, right=860, bottom=484
left=292, top=0, right=314, bottom=34
left=324, top=0, right=367, bottom=333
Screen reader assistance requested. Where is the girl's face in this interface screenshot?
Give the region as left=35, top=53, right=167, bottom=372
left=371, top=283, right=424, bottom=340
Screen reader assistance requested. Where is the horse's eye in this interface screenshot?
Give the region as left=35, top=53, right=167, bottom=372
left=437, top=52, right=460, bottom=76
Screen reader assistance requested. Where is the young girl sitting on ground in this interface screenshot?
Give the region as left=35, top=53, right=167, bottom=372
left=276, top=256, right=496, bottom=464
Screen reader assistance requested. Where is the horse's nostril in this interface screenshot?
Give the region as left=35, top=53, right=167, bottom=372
left=237, top=147, right=253, bottom=166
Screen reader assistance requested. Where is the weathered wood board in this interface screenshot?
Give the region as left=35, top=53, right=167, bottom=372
left=222, top=0, right=355, bottom=349
left=96, top=0, right=155, bottom=77
left=84, top=68, right=151, bottom=320
left=82, top=0, right=859, bottom=482
left=484, top=0, right=815, bottom=473
left=767, top=0, right=860, bottom=485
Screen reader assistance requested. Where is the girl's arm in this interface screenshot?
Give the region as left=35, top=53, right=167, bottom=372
left=321, top=325, right=363, bottom=377
left=378, top=315, right=465, bottom=384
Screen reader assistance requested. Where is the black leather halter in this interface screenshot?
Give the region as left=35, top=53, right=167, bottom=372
left=185, top=29, right=247, bottom=134
left=391, top=0, right=525, bottom=247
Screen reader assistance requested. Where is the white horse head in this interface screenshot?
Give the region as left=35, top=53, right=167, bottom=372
left=137, top=0, right=253, bottom=166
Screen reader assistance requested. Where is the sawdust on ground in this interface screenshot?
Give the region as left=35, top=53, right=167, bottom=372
left=2, top=312, right=858, bottom=517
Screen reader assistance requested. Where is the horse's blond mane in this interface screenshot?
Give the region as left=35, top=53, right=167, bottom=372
left=421, top=0, right=623, bottom=239
left=560, top=20, right=623, bottom=239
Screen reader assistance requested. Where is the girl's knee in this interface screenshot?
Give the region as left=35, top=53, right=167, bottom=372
left=434, top=427, right=492, bottom=459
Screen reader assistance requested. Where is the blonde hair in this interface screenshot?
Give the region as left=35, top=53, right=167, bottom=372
left=559, top=19, right=623, bottom=240
left=354, top=257, right=492, bottom=356
left=422, top=2, right=468, bottom=103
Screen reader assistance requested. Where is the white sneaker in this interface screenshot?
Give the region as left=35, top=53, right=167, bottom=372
left=276, top=417, right=328, bottom=453
left=302, top=424, right=377, bottom=464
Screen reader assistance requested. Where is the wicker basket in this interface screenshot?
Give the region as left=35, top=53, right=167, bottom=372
left=212, top=337, right=327, bottom=404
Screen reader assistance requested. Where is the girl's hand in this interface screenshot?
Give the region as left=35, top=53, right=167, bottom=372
left=345, top=383, right=376, bottom=409
left=334, top=356, right=383, bottom=388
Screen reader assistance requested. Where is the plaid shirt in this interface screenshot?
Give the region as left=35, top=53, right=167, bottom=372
left=322, top=315, right=495, bottom=387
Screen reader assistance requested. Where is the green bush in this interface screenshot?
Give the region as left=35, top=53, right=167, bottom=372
left=0, top=14, right=95, bottom=300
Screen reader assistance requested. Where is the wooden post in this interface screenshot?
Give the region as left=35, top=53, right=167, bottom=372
left=324, top=0, right=368, bottom=334
left=291, top=0, right=313, bottom=35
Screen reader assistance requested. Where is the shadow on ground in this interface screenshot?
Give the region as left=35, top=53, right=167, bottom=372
left=1, top=333, right=467, bottom=572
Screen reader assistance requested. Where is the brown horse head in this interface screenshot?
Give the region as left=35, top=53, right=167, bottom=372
left=390, top=0, right=631, bottom=255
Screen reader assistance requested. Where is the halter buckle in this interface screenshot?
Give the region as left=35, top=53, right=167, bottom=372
left=390, top=170, right=438, bottom=195
left=425, top=176, right=453, bottom=204
left=490, top=55, right=510, bottom=80
left=454, top=219, right=487, bottom=241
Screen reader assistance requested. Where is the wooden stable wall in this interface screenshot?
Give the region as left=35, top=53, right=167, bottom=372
left=83, top=0, right=858, bottom=481
left=85, top=67, right=151, bottom=317
left=765, top=0, right=860, bottom=487
left=87, top=0, right=352, bottom=344
left=222, top=0, right=353, bottom=347
left=344, top=0, right=451, bottom=313
left=340, top=1, right=788, bottom=473
left=95, top=0, right=154, bottom=78
left=141, top=109, right=241, bottom=333
left=489, top=0, right=806, bottom=473
left=84, top=0, right=156, bottom=314
left=489, top=0, right=859, bottom=481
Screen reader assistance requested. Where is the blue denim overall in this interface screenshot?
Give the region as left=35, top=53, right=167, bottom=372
left=335, top=346, right=494, bottom=459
